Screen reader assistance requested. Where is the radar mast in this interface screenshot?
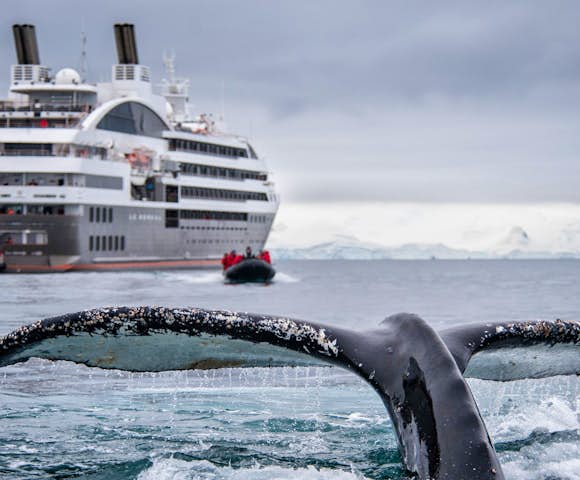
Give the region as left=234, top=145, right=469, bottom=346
left=160, top=52, right=190, bottom=123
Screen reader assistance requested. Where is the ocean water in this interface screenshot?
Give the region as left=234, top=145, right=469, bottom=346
left=0, top=260, right=578, bottom=480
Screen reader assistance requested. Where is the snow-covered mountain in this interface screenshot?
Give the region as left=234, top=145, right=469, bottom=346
left=267, top=203, right=580, bottom=259
left=270, top=234, right=578, bottom=260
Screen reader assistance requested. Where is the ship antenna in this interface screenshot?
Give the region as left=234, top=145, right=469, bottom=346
left=80, top=27, right=88, bottom=81
left=220, top=79, right=225, bottom=122
left=163, top=50, right=176, bottom=84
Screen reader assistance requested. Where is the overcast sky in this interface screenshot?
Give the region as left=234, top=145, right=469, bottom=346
left=2, top=1, right=580, bottom=250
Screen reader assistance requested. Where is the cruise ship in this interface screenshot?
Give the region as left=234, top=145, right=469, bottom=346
left=0, top=24, right=279, bottom=272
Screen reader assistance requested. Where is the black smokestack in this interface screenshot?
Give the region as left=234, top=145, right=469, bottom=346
left=12, top=24, right=40, bottom=65
left=114, top=23, right=139, bottom=64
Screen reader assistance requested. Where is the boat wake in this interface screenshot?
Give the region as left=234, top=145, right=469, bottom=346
left=167, top=271, right=225, bottom=285
left=274, top=272, right=300, bottom=283
left=163, top=270, right=298, bottom=285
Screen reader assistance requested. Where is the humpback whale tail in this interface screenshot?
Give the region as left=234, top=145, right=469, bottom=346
left=0, top=307, right=578, bottom=480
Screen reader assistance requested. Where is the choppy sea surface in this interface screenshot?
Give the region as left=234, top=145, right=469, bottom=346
left=0, top=260, right=578, bottom=480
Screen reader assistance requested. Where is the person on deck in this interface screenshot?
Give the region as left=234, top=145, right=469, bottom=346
left=245, top=246, right=254, bottom=259
left=259, top=250, right=271, bottom=264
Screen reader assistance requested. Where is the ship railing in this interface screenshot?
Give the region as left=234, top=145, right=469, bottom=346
left=0, top=151, right=110, bottom=161
left=0, top=101, right=94, bottom=113
left=0, top=149, right=54, bottom=157
left=0, top=119, right=85, bottom=129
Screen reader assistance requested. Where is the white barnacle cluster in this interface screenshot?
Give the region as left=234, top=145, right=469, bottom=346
left=199, top=310, right=241, bottom=333
left=317, top=328, right=339, bottom=356
left=155, top=306, right=177, bottom=327
left=500, top=319, right=580, bottom=343
left=213, top=311, right=239, bottom=324
left=82, top=307, right=144, bottom=336
left=249, top=316, right=339, bottom=357
left=479, top=329, right=493, bottom=342
left=172, top=308, right=202, bottom=326
left=0, top=322, right=36, bottom=349
left=513, top=321, right=551, bottom=339
left=562, top=319, right=580, bottom=342
left=471, top=319, right=579, bottom=350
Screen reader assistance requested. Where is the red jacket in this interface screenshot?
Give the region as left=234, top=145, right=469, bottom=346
left=259, top=251, right=271, bottom=264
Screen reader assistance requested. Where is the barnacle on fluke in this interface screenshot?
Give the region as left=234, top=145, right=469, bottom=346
left=0, top=308, right=578, bottom=480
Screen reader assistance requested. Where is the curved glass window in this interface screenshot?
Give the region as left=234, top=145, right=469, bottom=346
left=97, top=102, right=168, bottom=137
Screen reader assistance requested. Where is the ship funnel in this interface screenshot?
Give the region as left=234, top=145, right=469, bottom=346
left=12, top=24, right=40, bottom=65
left=114, top=23, right=139, bottom=64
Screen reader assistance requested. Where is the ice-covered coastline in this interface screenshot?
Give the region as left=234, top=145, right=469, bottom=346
left=271, top=239, right=579, bottom=260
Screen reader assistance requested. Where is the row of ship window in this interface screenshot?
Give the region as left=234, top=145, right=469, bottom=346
left=179, top=163, right=267, bottom=181
left=169, top=139, right=253, bottom=159
left=250, top=215, right=268, bottom=223
left=0, top=143, right=108, bottom=159
left=184, top=239, right=263, bottom=245
left=0, top=205, right=268, bottom=227
left=0, top=140, right=257, bottom=167
left=177, top=217, right=267, bottom=230
left=0, top=172, right=122, bottom=189
left=166, top=209, right=248, bottom=228
left=0, top=204, right=65, bottom=215
left=89, top=207, right=114, bottom=223
left=181, top=186, right=268, bottom=202
left=177, top=210, right=248, bottom=221
left=180, top=226, right=248, bottom=231
left=88, top=235, right=125, bottom=252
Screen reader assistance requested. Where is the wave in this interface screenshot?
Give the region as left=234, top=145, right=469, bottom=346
left=501, top=441, right=580, bottom=480
left=137, top=457, right=370, bottom=480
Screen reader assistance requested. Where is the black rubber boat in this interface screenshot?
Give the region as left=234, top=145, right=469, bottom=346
left=224, top=258, right=275, bottom=284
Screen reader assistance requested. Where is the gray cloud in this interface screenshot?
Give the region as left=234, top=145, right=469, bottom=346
left=1, top=0, right=580, bottom=202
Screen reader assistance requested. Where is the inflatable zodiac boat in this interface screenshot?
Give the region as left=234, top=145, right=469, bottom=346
left=224, top=258, right=275, bottom=284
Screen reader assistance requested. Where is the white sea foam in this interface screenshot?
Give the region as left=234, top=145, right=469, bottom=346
left=168, top=272, right=224, bottom=285
left=489, top=396, right=578, bottom=442
left=502, top=441, right=580, bottom=480
left=471, top=379, right=580, bottom=480
left=137, top=458, right=369, bottom=480
left=469, top=377, right=579, bottom=443
left=344, top=412, right=385, bottom=425
left=273, top=272, right=300, bottom=283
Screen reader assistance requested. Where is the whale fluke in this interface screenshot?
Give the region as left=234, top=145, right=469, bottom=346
left=1, top=307, right=578, bottom=480
left=441, top=319, right=580, bottom=381
left=0, top=307, right=350, bottom=372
